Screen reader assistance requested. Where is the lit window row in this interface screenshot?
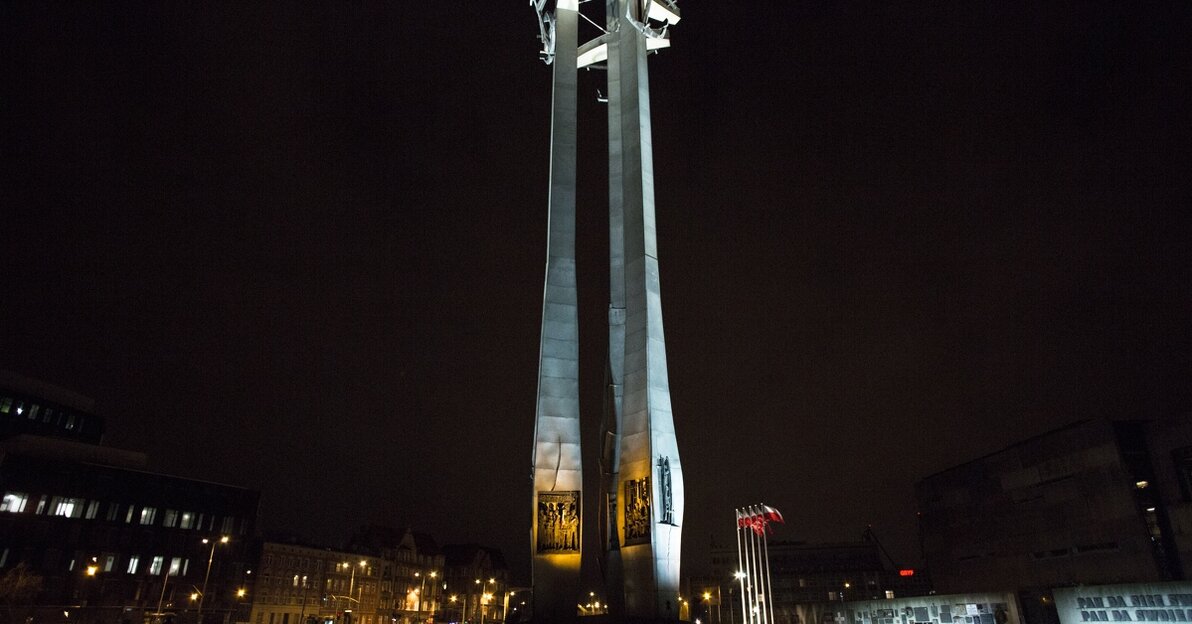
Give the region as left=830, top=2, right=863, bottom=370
left=0, top=396, right=88, bottom=432
left=122, top=555, right=190, bottom=575
left=0, top=491, right=242, bottom=533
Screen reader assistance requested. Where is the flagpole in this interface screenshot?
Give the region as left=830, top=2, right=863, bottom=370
left=762, top=527, right=777, bottom=624
left=756, top=505, right=769, bottom=624
left=735, top=509, right=749, bottom=624
left=747, top=505, right=762, bottom=624
left=742, top=509, right=755, bottom=624
left=736, top=562, right=748, bottom=624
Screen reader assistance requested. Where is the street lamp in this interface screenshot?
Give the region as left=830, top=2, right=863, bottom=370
left=428, top=571, right=438, bottom=621
left=230, top=588, right=247, bottom=624
left=415, top=572, right=422, bottom=615
left=475, top=579, right=496, bottom=624
left=414, top=571, right=438, bottom=621
left=342, top=561, right=366, bottom=624
left=345, top=561, right=366, bottom=599
left=198, top=536, right=230, bottom=619
left=733, top=571, right=747, bottom=624
left=481, top=593, right=494, bottom=624
left=502, top=591, right=517, bottom=621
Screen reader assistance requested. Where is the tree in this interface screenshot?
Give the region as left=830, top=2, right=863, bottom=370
left=0, top=563, right=43, bottom=624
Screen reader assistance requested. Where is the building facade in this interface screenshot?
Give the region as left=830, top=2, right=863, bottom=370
left=1, top=370, right=104, bottom=444
left=1143, top=420, right=1192, bottom=581
left=706, top=540, right=930, bottom=624
left=246, top=530, right=496, bottom=624
left=916, top=419, right=1189, bottom=596
left=247, top=541, right=339, bottom=624
left=0, top=374, right=260, bottom=624
left=440, top=544, right=510, bottom=624
left=347, top=526, right=446, bottom=624
left=794, top=591, right=1023, bottom=624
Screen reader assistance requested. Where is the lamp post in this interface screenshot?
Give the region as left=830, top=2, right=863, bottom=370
left=81, top=558, right=99, bottom=624
left=427, top=572, right=437, bottom=622
left=474, top=578, right=495, bottom=624
left=227, top=588, right=247, bottom=624
left=345, top=561, right=366, bottom=602
left=339, top=560, right=365, bottom=624
left=297, top=576, right=309, bottom=624
left=501, top=591, right=515, bottom=623
left=416, top=572, right=425, bottom=618
left=198, top=536, right=230, bottom=620
left=481, top=591, right=493, bottom=624
left=474, top=580, right=481, bottom=624
left=154, top=567, right=170, bottom=624
left=414, top=571, right=438, bottom=622
left=733, top=571, right=747, bottom=624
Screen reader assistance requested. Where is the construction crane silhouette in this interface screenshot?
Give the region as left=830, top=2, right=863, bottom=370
left=862, top=525, right=901, bottom=570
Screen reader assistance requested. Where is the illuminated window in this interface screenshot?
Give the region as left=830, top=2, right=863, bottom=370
left=163, top=510, right=178, bottom=528
left=127, top=556, right=140, bottom=574
left=105, top=555, right=116, bottom=572
left=34, top=496, right=48, bottom=515
left=169, top=558, right=183, bottom=576
left=125, top=506, right=135, bottom=523
left=106, top=503, right=121, bottom=521
left=28, top=405, right=38, bottom=420
left=150, top=556, right=164, bottom=575
left=14, top=402, right=23, bottom=416
left=180, top=512, right=194, bottom=529
left=84, top=500, right=100, bottom=519
left=0, top=548, right=8, bottom=567
left=0, top=397, right=11, bottom=413
left=140, top=507, right=157, bottom=525
left=65, top=414, right=76, bottom=430
left=1, top=492, right=28, bottom=513
left=51, top=497, right=85, bottom=518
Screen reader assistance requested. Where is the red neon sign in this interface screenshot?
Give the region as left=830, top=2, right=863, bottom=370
left=899, top=569, right=915, bottom=577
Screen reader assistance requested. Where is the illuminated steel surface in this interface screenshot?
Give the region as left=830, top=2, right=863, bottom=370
left=531, top=0, right=683, bottom=620
left=530, top=0, right=583, bottom=621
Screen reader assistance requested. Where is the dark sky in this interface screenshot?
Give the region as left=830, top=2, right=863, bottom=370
left=3, top=1, right=1191, bottom=585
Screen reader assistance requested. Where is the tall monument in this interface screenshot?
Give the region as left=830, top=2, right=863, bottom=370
left=529, top=0, right=583, bottom=621
left=531, top=0, right=685, bottom=621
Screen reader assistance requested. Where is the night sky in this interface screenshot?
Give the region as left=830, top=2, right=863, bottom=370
left=3, top=2, right=1191, bottom=584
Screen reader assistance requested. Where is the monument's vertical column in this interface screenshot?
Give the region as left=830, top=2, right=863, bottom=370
left=609, top=0, right=685, bottom=619
left=530, top=2, right=582, bottom=621
left=599, top=0, right=627, bottom=617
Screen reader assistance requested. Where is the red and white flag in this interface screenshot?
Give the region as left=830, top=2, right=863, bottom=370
left=740, top=504, right=783, bottom=536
